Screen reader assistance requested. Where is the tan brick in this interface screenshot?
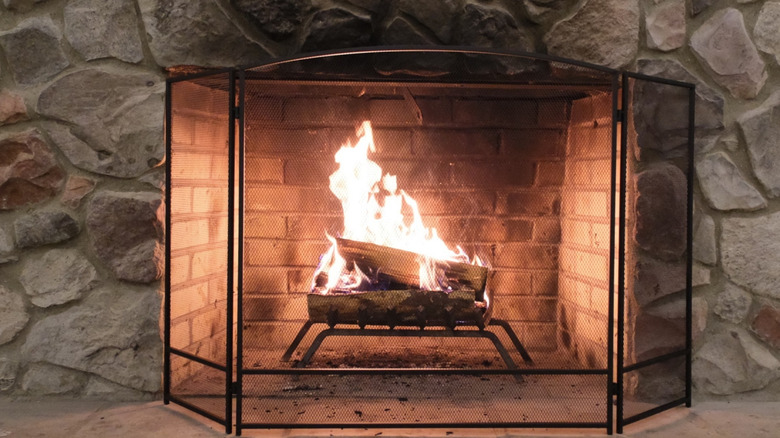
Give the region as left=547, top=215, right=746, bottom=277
left=495, top=243, right=558, bottom=269
left=246, top=186, right=340, bottom=213
left=416, top=98, right=452, bottom=125
left=192, top=308, right=226, bottom=343
left=170, top=320, right=191, bottom=350
left=560, top=248, right=609, bottom=281
left=571, top=191, right=609, bottom=217
left=434, top=217, right=532, bottom=243
left=170, top=187, right=192, bottom=214
left=288, top=269, right=315, bottom=293
left=488, top=270, right=533, bottom=296
left=170, top=255, right=190, bottom=286
left=246, top=128, right=330, bottom=155
left=209, top=216, right=229, bottom=243
left=493, top=296, right=557, bottom=322
left=170, top=282, right=210, bottom=319
left=210, top=153, right=229, bottom=181
left=171, top=112, right=195, bottom=145
left=570, top=94, right=612, bottom=127
left=502, top=192, right=560, bottom=216
left=590, top=287, right=611, bottom=317
left=286, top=215, right=341, bottom=239
left=451, top=161, right=535, bottom=188
left=245, top=97, right=284, bottom=122
left=453, top=99, right=537, bottom=127
left=245, top=239, right=329, bottom=267
left=191, top=247, right=228, bottom=279
left=244, top=294, right=307, bottom=321
left=192, top=187, right=229, bottom=213
left=244, top=157, right=284, bottom=183
left=412, top=129, right=499, bottom=156
left=369, top=99, right=421, bottom=126
left=194, top=119, right=229, bottom=150
left=284, top=97, right=368, bottom=126
left=370, top=129, right=413, bottom=156
left=171, top=151, right=212, bottom=180
left=406, top=190, right=495, bottom=215
left=382, top=160, right=453, bottom=188
left=284, top=158, right=336, bottom=186
left=502, top=129, right=567, bottom=158
left=532, top=271, right=558, bottom=296
left=561, top=220, right=592, bottom=247
left=567, top=125, right=612, bottom=158
left=537, top=100, right=570, bottom=128
left=533, top=218, right=561, bottom=243
left=243, top=267, right=289, bottom=294
left=244, top=214, right=287, bottom=238
left=536, top=161, right=565, bottom=187
left=171, top=219, right=210, bottom=249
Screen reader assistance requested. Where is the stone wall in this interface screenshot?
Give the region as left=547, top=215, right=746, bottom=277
left=1, top=0, right=779, bottom=400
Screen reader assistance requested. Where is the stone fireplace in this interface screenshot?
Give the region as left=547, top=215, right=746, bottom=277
left=1, top=0, right=779, bottom=436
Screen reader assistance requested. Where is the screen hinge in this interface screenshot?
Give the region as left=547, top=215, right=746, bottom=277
left=616, top=109, right=626, bottom=124
left=230, top=381, right=239, bottom=394
left=231, top=106, right=242, bottom=120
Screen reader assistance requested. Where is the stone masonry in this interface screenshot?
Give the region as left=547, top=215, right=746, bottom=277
left=0, top=0, right=778, bottom=401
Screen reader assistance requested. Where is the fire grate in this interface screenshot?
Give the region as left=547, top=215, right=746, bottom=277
left=164, top=47, right=695, bottom=435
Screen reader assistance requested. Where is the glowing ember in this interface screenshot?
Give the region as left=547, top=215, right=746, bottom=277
left=313, top=121, right=487, bottom=295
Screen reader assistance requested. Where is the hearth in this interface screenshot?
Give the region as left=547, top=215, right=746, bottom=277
left=163, top=48, right=694, bottom=435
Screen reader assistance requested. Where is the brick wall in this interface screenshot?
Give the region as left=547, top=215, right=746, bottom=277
left=241, top=82, right=570, bottom=355
left=558, top=93, right=616, bottom=368
left=168, top=80, right=233, bottom=383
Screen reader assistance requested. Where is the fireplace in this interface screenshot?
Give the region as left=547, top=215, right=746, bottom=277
left=163, top=48, right=694, bottom=434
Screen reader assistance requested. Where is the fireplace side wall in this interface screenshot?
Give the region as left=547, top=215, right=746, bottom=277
left=558, top=93, right=615, bottom=369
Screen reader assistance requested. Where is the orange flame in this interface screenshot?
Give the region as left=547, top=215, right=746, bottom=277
left=314, top=121, right=485, bottom=294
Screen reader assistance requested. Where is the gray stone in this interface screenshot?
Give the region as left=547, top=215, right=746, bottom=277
left=524, top=0, right=580, bottom=22
left=714, top=282, right=753, bottom=324
left=38, top=69, right=164, bottom=178
left=738, top=91, right=780, bottom=198
left=635, top=59, right=724, bottom=158
left=21, top=363, right=86, bottom=395
left=693, top=212, right=717, bottom=265
left=722, top=212, right=780, bottom=300
left=20, top=249, right=97, bottom=308
left=0, top=358, right=18, bottom=391
left=0, top=90, right=28, bottom=126
left=696, top=152, right=767, bottom=211
left=21, top=286, right=161, bottom=392
left=382, top=15, right=436, bottom=45
left=0, top=17, right=69, bottom=85
left=752, top=305, right=780, bottom=350
left=0, top=285, right=28, bottom=346
left=13, top=211, right=79, bottom=249
left=302, top=6, right=372, bottom=51
left=693, top=263, right=711, bottom=287
left=633, top=256, right=686, bottom=307
left=64, top=0, right=143, bottom=63
left=543, top=0, right=639, bottom=69
left=84, top=377, right=152, bottom=400
left=694, top=328, right=780, bottom=395
left=690, top=8, right=767, bottom=99
left=60, top=175, right=96, bottom=208
left=86, top=191, right=162, bottom=283
left=633, top=163, right=687, bottom=261
left=0, top=228, right=16, bottom=264
left=639, top=294, right=708, bottom=345
left=138, top=0, right=270, bottom=67
left=2, top=0, right=48, bottom=12
left=0, top=129, right=65, bottom=210
left=138, top=170, right=164, bottom=191
left=232, top=0, right=310, bottom=41
left=454, top=3, right=536, bottom=76
left=398, top=0, right=458, bottom=43
left=754, top=2, right=780, bottom=65
left=690, top=0, right=713, bottom=16
left=646, top=0, right=685, bottom=51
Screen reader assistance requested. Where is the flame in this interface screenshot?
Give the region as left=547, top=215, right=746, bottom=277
left=313, top=121, right=486, bottom=295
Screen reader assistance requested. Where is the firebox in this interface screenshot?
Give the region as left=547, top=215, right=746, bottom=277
left=164, top=47, right=694, bottom=435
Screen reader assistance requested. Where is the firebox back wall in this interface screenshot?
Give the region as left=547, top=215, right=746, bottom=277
left=241, top=82, right=573, bottom=355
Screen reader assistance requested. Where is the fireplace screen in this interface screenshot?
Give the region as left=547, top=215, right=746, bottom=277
left=164, top=48, right=694, bottom=435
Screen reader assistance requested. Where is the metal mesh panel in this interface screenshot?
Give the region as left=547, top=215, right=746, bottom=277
left=620, top=75, right=692, bottom=427
left=168, top=74, right=232, bottom=422
left=238, top=49, right=616, bottom=428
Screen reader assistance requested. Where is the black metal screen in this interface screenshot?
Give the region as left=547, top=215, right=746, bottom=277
left=163, top=48, right=694, bottom=435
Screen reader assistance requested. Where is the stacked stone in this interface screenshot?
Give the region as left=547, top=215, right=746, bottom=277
left=0, top=0, right=778, bottom=400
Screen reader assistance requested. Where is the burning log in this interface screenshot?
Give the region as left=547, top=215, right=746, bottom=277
left=307, top=289, right=486, bottom=329
left=335, top=237, right=488, bottom=296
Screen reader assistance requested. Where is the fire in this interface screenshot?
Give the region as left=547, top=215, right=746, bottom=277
left=313, top=121, right=486, bottom=295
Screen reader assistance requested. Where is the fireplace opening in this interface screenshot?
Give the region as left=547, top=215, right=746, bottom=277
left=164, top=48, right=694, bottom=434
